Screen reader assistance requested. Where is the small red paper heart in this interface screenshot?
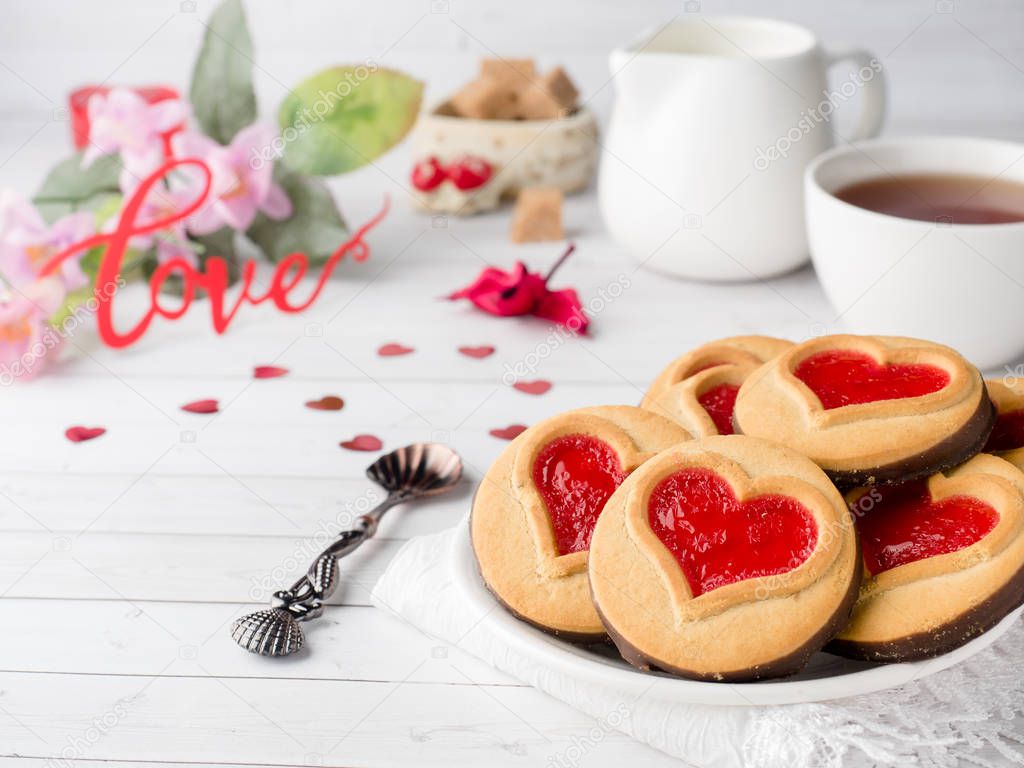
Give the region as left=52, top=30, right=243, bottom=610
left=458, top=345, right=496, bottom=359
left=648, top=468, right=818, bottom=596
left=794, top=350, right=948, bottom=410
left=254, top=365, right=289, bottom=379
left=378, top=343, right=414, bottom=357
left=489, top=424, right=528, bottom=440
left=513, top=380, right=552, bottom=396
left=306, top=396, right=344, bottom=411
left=534, top=435, right=626, bottom=555
left=65, top=426, right=106, bottom=443
left=855, top=481, right=998, bottom=574
left=181, top=399, right=219, bottom=414
left=340, top=434, right=383, bottom=451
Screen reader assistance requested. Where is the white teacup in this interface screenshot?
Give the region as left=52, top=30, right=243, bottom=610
left=805, top=136, right=1024, bottom=370
left=599, top=16, right=886, bottom=281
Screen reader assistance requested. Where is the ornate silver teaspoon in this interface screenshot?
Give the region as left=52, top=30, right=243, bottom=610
left=231, top=442, right=463, bottom=657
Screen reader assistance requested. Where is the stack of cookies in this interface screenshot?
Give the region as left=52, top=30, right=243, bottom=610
left=471, top=333, right=1024, bottom=681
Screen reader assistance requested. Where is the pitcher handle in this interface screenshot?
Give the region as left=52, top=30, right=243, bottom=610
left=823, top=46, right=886, bottom=141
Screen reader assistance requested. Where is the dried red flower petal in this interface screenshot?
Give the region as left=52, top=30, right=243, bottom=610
left=254, top=365, right=289, bottom=379
left=340, top=434, right=383, bottom=451
left=378, top=343, right=415, bottom=357
left=458, top=345, right=496, bottom=359
left=306, top=396, right=344, bottom=411
left=448, top=244, right=589, bottom=333
left=181, top=399, right=219, bottom=414
left=489, top=424, right=528, bottom=440
left=513, top=380, right=552, bottom=396
left=65, top=426, right=106, bottom=443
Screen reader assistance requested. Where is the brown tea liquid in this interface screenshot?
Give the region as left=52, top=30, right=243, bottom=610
left=834, top=173, right=1024, bottom=225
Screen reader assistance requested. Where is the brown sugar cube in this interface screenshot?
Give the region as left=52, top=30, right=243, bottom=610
left=519, top=86, right=565, bottom=120
left=510, top=187, right=564, bottom=243
left=519, top=67, right=580, bottom=120
left=541, top=66, right=579, bottom=109
left=450, top=78, right=520, bottom=120
left=480, top=58, right=536, bottom=85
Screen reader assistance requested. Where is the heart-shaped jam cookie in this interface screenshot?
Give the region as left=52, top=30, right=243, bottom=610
left=696, top=385, right=740, bottom=436
left=647, top=468, right=817, bottom=596
left=471, top=406, right=692, bottom=639
left=589, top=436, right=859, bottom=681
left=533, top=434, right=626, bottom=555
left=985, top=379, right=1024, bottom=456
left=987, top=411, right=1024, bottom=452
left=855, top=480, right=997, bottom=576
left=794, top=350, right=949, bottom=410
left=642, top=335, right=792, bottom=437
left=735, top=335, right=993, bottom=489
left=832, top=453, right=1024, bottom=663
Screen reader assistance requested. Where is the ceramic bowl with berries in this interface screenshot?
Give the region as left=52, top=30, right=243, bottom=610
left=408, top=102, right=599, bottom=215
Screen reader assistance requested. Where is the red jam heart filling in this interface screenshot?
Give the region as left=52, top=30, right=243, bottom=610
left=794, top=350, right=949, bottom=410
left=854, top=481, right=998, bottom=575
left=698, top=384, right=739, bottom=435
left=647, top=468, right=818, bottom=596
left=533, top=434, right=627, bottom=555
left=985, top=410, right=1024, bottom=452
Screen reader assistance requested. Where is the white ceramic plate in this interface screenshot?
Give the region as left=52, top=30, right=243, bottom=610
left=451, top=523, right=1022, bottom=706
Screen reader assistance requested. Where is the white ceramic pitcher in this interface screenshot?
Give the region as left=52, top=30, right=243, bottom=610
left=598, top=16, right=886, bottom=281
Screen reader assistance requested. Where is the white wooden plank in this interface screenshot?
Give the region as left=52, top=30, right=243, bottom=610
left=0, top=598, right=511, bottom=687
left=0, top=473, right=467, bottom=539
left=0, top=671, right=683, bottom=768
left=0, top=531, right=403, bottom=606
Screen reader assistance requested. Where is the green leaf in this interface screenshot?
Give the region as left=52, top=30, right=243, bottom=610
left=33, top=152, right=121, bottom=223
left=246, top=166, right=348, bottom=264
left=190, top=0, right=257, bottom=144
left=278, top=66, right=423, bottom=176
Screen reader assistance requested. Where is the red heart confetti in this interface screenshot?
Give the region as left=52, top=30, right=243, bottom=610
left=181, top=399, right=219, bottom=414
left=458, top=345, right=496, bottom=359
left=65, top=426, right=106, bottom=443
left=489, top=424, right=528, bottom=441
left=340, top=434, right=384, bottom=452
left=378, top=343, right=415, bottom=357
left=513, top=380, right=552, bottom=396
left=306, top=396, right=345, bottom=411
left=254, top=365, right=289, bottom=379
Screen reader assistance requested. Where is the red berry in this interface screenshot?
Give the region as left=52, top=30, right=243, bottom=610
left=447, top=156, right=493, bottom=191
left=411, top=156, right=445, bottom=192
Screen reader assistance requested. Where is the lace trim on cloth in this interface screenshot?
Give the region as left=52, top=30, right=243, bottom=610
left=744, top=624, right=1024, bottom=768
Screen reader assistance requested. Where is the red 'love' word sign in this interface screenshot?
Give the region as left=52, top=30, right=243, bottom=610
left=39, top=157, right=387, bottom=349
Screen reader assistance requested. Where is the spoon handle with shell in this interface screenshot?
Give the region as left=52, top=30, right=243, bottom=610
left=231, top=443, right=462, bottom=657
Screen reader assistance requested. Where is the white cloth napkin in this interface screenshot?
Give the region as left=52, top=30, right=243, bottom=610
left=372, top=526, right=1024, bottom=768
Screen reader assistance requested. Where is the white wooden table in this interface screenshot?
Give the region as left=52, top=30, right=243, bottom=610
left=3, top=1, right=1024, bottom=765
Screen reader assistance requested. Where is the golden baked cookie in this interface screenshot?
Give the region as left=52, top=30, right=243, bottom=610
left=641, top=335, right=793, bottom=436
left=471, top=406, right=692, bottom=639
left=831, top=454, right=1024, bottom=662
left=733, top=334, right=994, bottom=488
left=984, top=379, right=1024, bottom=460
left=589, top=435, right=860, bottom=681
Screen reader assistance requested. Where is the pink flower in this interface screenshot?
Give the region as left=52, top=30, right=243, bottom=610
left=0, top=277, right=66, bottom=383
left=107, top=183, right=198, bottom=268
left=0, top=191, right=94, bottom=292
left=171, top=122, right=292, bottom=235
left=82, top=88, right=189, bottom=180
